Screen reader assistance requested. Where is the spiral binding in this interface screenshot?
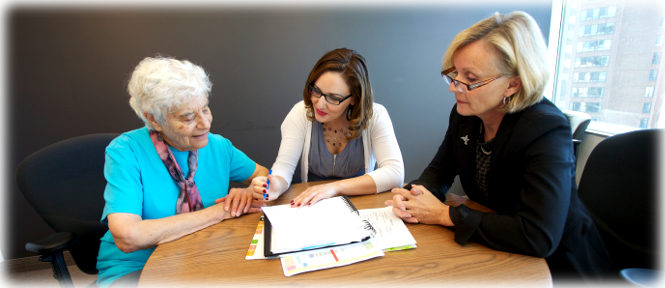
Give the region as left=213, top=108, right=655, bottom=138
left=362, top=219, right=377, bottom=237
left=340, top=196, right=361, bottom=216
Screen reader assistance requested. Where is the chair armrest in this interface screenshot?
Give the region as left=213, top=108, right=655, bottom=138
left=26, top=232, right=76, bottom=255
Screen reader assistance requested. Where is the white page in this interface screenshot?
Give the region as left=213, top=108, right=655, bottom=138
left=262, top=197, right=369, bottom=252
left=358, top=206, right=417, bottom=251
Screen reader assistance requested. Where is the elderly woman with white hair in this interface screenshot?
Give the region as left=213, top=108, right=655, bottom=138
left=387, top=12, right=611, bottom=283
left=96, top=56, right=268, bottom=287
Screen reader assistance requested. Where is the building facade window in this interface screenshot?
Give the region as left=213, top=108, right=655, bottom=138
left=643, top=102, right=652, bottom=113
left=580, top=6, right=617, bottom=21
left=649, top=69, right=658, bottom=81
left=577, top=40, right=612, bottom=52
left=552, top=1, right=664, bottom=131
left=572, top=87, right=604, bottom=97
left=574, top=72, right=607, bottom=82
left=570, top=102, right=602, bottom=113
left=575, top=56, right=609, bottom=67
left=579, top=22, right=614, bottom=37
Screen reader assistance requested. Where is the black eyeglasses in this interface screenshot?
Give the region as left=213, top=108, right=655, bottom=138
left=309, top=84, right=352, bottom=105
left=441, top=67, right=502, bottom=92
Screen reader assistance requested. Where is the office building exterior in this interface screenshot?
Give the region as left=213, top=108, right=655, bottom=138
left=554, top=0, right=664, bottom=129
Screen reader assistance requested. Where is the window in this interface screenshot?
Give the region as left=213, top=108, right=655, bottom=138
left=572, top=87, right=604, bottom=97
left=574, top=72, right=607, bottom=82
left=551, top=1, right=664, bottom=132
left=575, top=56, right=609, bottom=67
left=579, top=23, right=614, bottom=37
left=570, top=102, right=602, bottom=113
left=577, top=40, right=611, bottom=52
left=580, top=6, right=617, bottom=21
left=649, top=70, right=658, bottom=81
left=643, top=102, right=652, bottom=113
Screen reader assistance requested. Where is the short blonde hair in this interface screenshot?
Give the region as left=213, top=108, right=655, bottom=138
left=442, top=11, right=550, bottom=113
left=128, top=56, right=211, bottom=130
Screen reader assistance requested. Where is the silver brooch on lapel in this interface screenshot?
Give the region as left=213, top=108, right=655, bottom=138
left=461, top=135, right=470, bottom=145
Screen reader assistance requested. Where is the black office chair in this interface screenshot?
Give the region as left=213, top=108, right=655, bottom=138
left=562, top=110, right=591, bottom=160
left=577, top=129, right=661, bottom=284
left=16, top=133, right=119, bottom=288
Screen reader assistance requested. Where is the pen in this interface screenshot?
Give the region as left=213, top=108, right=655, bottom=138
left=264, top=169, right=272, bottom=200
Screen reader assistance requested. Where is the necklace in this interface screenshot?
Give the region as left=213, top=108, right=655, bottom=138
left=322, top=122, right=351, bottom=147
left=479, top=124, right=492, bottom=155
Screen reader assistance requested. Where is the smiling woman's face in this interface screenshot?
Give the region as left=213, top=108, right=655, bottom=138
left=149, top=96, right=213, bottom=151
left=311, top=71, right=356, bottom=125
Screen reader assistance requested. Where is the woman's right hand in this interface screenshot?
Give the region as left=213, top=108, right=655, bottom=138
left=250, top=175, right=282, bottom=202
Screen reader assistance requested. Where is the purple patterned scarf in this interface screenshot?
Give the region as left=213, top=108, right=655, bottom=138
left=150, top=130, right=204, bottom=214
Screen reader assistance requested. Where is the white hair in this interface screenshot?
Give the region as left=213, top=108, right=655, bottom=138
left=128, top=56, right=212, bottom=130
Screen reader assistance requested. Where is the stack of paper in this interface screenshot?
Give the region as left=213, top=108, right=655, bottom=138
left=358, top=206, right=417, bottom=251
left=262, top=196, right=372, bottom=255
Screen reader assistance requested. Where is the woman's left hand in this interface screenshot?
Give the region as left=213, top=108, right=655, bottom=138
left=215, top=188, right=266, bottom=217
left=291, top=182, right=339, bottom=208
left=385, top=184, right=454, bottom=226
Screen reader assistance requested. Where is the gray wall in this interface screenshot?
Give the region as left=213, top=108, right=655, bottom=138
left=4, top=3, right=552, bottom=259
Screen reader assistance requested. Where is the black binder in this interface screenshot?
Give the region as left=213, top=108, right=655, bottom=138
left=263, top=195, right=376, bottom=257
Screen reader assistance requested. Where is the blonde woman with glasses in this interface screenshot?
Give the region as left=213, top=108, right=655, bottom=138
left=386, top=12, right=611, bottom=284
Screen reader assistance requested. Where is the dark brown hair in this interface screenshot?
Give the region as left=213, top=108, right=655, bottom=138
left=303, top=48, right=373, bottom=140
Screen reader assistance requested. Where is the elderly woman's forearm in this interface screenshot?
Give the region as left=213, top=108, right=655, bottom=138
left=109, top=208, right=227, bottom=253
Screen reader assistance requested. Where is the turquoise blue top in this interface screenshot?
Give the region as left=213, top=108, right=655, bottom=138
left=96, top=127, right=256, bottom=287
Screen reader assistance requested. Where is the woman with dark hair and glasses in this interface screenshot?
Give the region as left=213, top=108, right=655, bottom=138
left=251, top=48, right=404, bottom=207
left=386, top=12, right=610, bottom=283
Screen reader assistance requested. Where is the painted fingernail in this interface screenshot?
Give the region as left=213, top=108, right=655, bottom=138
left=307, top=203, right=312, bottom=206
left=263, top=184, right=267, bottom=188
left=290, top=200, right=294, bottom=203
left=263, top=189, right=267, bottom=193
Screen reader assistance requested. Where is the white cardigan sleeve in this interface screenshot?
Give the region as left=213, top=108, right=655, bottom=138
left=270, top=101, right=308, bottom=188
left=366, top=104, right=405, bottom=192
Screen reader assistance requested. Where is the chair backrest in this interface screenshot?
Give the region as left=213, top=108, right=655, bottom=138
left=16, top=133, right=119, bottom=274
left=577, top=129, right=661, bottom=272
left=562, top=110, right=591, bottom=141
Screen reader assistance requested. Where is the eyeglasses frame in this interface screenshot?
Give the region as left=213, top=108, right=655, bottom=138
left=309, top=84, right=353, bottom=105
left=441, top=67, right=502, bottom=92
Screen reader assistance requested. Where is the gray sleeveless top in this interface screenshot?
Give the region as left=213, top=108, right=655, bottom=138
left=308, top=121, right=365, bottom=181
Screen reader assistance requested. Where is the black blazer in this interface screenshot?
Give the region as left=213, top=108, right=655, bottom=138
left=407, top=99, right=611, bottom=281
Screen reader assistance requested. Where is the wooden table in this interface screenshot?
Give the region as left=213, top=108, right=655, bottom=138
left=139, top=182, right=552, bottom=287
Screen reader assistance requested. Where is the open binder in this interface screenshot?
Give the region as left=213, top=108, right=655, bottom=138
left=262, top=196, right=376, bottom=257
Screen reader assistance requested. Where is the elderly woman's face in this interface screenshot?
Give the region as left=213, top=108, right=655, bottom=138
left=152, top=96, right=213, bottom=151
left=449, top=40, right=516, bottom=119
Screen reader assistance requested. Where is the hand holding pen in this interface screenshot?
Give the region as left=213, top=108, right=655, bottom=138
left=250, top=170, right=282, bottom=202
left=264, top=169, right=272, bottom=200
